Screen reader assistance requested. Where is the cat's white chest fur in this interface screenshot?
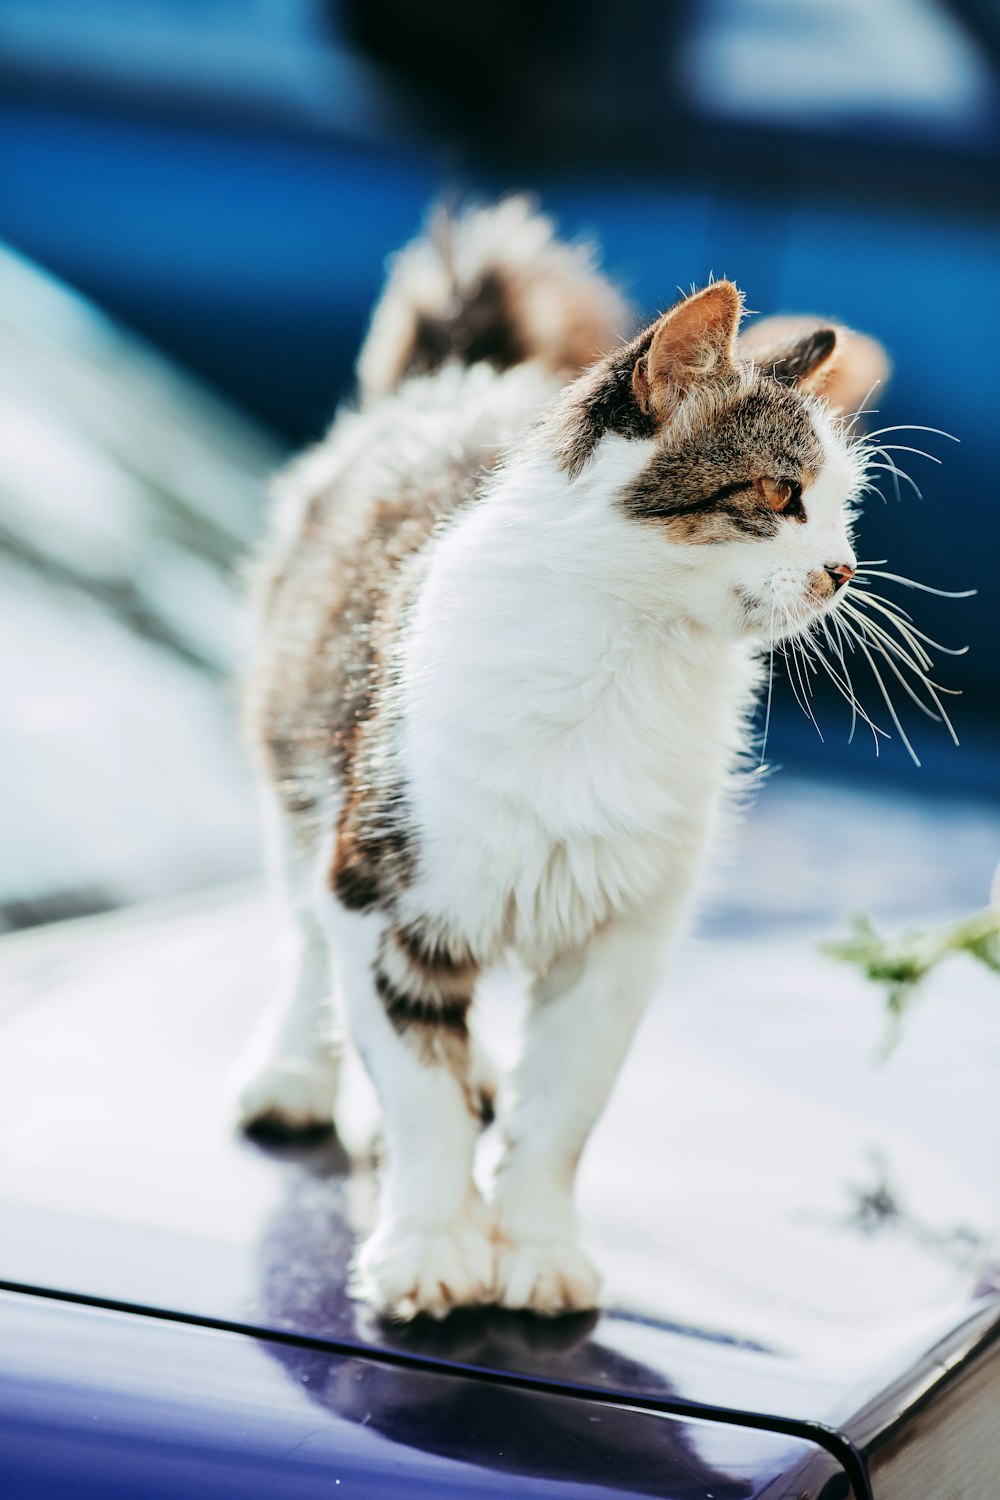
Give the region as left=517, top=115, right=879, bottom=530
left=397, top=439, right=760, bottom=964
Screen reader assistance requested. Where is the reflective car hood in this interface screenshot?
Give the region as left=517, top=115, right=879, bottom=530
left=1, top=791, right=999, bottom=1488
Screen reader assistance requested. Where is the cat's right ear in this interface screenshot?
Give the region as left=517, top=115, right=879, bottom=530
left=633, top=281, right=743, bottom=421
left=741, top=315, right=890, bottom=417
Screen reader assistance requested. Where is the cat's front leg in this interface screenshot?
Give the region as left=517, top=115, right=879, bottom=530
left=326, top=902, right=495, bottom=1321
left=492, top=910, right=671, bottom=1316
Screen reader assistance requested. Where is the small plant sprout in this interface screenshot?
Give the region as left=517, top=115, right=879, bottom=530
left=825, top=860, right=1000, bottom=1053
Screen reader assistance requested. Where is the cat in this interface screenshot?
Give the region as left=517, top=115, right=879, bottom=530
left=238, top=197, right=884, bottom=1321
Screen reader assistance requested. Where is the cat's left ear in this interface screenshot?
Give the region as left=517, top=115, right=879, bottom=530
left=633, top=280, right=742, bottom=420
left=741, top=316, right=890, bottom=415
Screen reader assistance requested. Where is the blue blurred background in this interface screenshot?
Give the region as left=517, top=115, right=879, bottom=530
left=0, top=0, right=997, bottom=930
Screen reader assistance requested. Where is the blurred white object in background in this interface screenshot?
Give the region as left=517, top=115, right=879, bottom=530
left=0, top=243, right=283, bottom=929
left=687, top=0, right=995, bottom=138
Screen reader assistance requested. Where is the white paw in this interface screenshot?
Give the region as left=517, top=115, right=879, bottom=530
left=496, top=1238, right=601, bottom=1316
left=237, top=1055, right=338, bottom=1136
left=352, top=1217, right=497, bottom=1321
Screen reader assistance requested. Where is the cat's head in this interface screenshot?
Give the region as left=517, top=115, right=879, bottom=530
left=556, top=281, right=886, bottom=642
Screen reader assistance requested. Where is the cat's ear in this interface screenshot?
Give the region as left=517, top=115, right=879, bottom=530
left=633, top=281, right=742, bottom=420
left=751, top=325, right=839, bottom=390
left=741, top=316, right=890, bottom=416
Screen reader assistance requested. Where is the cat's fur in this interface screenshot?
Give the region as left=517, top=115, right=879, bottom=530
left=239, top=198, right=881, bottom=1320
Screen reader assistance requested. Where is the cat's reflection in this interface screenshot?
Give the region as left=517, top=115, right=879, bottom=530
left=247, top=1141, right=831, bottom=1500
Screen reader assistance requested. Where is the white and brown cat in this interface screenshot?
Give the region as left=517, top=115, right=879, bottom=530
left=238, top=198, right=885, bottom=1320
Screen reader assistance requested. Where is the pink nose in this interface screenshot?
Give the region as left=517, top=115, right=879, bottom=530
left=824, top=563, right=855, bottom=592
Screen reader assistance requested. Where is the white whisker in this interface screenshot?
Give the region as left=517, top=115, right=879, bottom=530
left=838, top=617, right=922, bottom=767
left=794, top=650, right=824, bottom=739
left=785, top=620, right=830, bottom=741
left=841, top=605, right=961, bottom=746
left=778, top=606, right=821, bottom=735
left=864, top=424, right=959, bottom=444
left=851, top=582, right=914, bottom=622
left=782, top=637, right=812, bottom=721
left=851, top=591, right=968, bottom=657
left=824, top=616, right=858, bottom=744
left=841, top=602, right=947, bottom=690
left=857, top=608, right=949, bottom=684
left=873, top=443, right=941, bottom=465
left=759, top=598, right=777, bottom=769
left=843, top=379, right=883, bottom=436
left=843, top=599, right=932, bottom=671
left=813, top=618, right=887, bottom=747
left=832, top=614, right=875, bottom=749
left=856, top=569, right=976, bottom=599
left=840, top=608, right=942, bottom=723
left=867, top=460, right=922, bottom=500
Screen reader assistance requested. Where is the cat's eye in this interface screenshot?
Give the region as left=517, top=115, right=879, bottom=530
left=760, top=478, right=806, bottom=521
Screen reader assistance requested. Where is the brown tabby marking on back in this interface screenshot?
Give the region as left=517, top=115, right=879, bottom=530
left=245, top=393, right=508, bottom=916
left=331, top=804, right=414, bottom=912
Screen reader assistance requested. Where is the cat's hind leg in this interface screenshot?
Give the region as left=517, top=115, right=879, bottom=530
left=237, top=799, right=341, bottom=1137
left=492, top=908, right=672, bottom=1315
left=327, top=901, right=495, bottom=1320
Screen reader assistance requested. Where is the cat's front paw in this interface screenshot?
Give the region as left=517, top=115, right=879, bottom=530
left=496, top=1238, right=601, bottom=1316
left=352, top=1218, right=497, bottom=1321
left=236, top=1055, right=338, bottom=1138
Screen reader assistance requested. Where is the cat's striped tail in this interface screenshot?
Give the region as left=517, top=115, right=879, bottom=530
left=356, top=196, right=629, bottom=403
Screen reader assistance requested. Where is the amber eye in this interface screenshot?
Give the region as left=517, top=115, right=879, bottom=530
left=760, top=478, right=805, bottom=521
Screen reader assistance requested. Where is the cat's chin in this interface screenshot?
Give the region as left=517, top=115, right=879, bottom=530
left=756, top=599, right=839, bottom=645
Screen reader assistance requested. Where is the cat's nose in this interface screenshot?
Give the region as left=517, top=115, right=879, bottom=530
left=824, top=562, right=855, bottom=592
